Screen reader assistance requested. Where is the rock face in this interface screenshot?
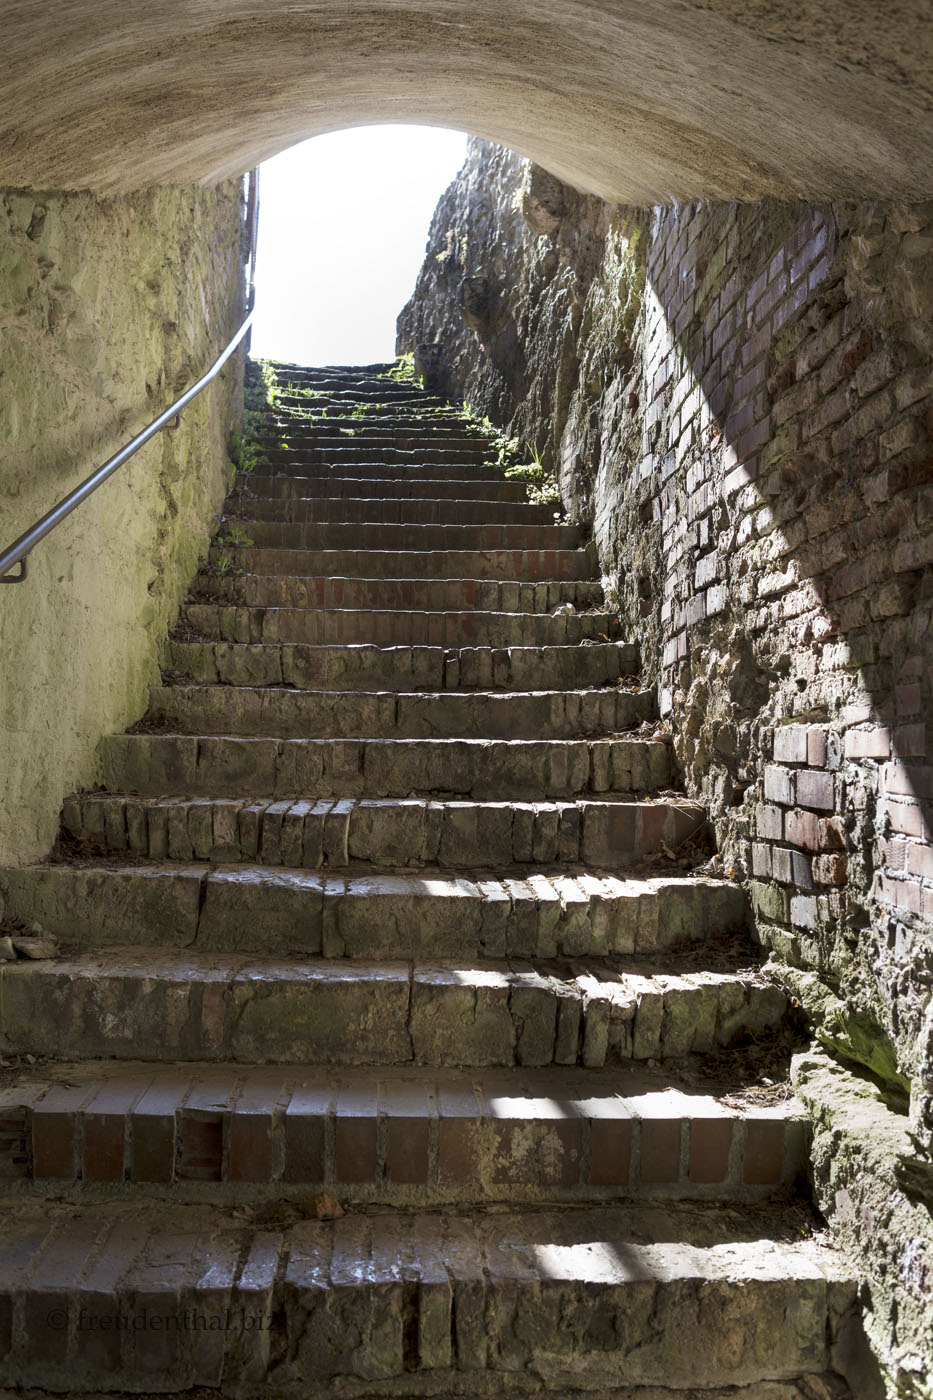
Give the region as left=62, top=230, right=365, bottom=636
left=0, top=182, right=244, bottom=867
left=398, top=140, right=933, bottom=1395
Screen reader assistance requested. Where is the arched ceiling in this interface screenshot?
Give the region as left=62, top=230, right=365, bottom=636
left=1, top=0, right=931, bottom=202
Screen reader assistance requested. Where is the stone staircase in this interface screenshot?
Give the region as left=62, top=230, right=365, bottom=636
left=0, top=361, right=857, bottom=1396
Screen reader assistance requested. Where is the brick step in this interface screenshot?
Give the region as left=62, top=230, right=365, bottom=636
left=220, top=546, right=596, bottom=580
left=247, top=457, right=507, bottom=481
left=269, top=379, right=446, bottom=403
left=268, top=424, right=491, bottom=449
left=178, top=603, right=619, bottom=647
left=165, top=639, right=633, bottom=692
left=269, top=385, right=448, bottom=405
left=62, top=795, right=706, bottom=871
left=144, top=684, right=654, bottom=741
left=3, top=863, right=740, bottom=959
left=239, top=495, right=559, bottom=526
left=3, top=1061, right=807, bottom=1202
left=0, top=947, right=783, bottom=1066
left=264, top=368, right=445, bottom=398
left=259, top=445, right=493, bottom=469
left=235, top=472, right=530, bottom=501
left=0, top=1197, right=850, bottom=1395
left=100, top=734, right=672, bottom=799
left=228, top=520, right=585, bottom=553
left=191, top=573, right=608, bottom=614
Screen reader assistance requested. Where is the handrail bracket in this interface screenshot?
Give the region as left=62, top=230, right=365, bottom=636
left=0, top=558, right=28, bottom=584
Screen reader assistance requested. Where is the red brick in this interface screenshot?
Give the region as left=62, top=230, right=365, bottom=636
left=335, top=1115, right=377, bottom=1183
left=228, top=1111, right=274, bottom=1182
left=845, top=727, right=891, bottom=760
left=743, top=1120, right=785, bottom=1184
left=32, top=1111, right=77, bottom=1180
left=883, top=761, right=933, bottom=799
left=773, top=726, right=808, bottom=763
left=640, top=1118, right=681, bottom=1184
left=897, top=683, right=923, bottom=717
left=764, top=765, right=794, bottom=805
left=24, top=1291, right=71, bottom=1365
left=83, top=1114, right=126, bottom=1183
left=24, top=1219, right=101, bottom=1365
left=385, top=1117, right=430, bottom=1184
left=689, top=1118, right=732, bottom=1183
left=784, top=808, right=820, bottom=851
left=438, top=1118, right=479, bottom=1184
left=807, top=727, right=828, bottom=767
left=178, top=1112, right=223, bottom=1181
left=887, top=802, right=925, bottom=838
left=796, top=770, right=834, bottom=811
left=75, top=1304, right=124, bottom=1372
left=895, top=724, right=927, bottom=757
left=590, top=1118, right=632, bottom=1186
left=880, top=874, right=923, bottom=914
left=0, top=1109, right=28, bottom=1181
left=908, top=843, right=933, bottom=881
left=772, top=847, right=793, bottom=883
left=755, top=803, right=784, bottom=839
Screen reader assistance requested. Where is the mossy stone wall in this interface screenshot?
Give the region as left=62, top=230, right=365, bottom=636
left=0, top=182, right=244, bottom=866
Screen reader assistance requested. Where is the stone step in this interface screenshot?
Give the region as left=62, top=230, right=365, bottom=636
left=236, top=472, right=530, bottom=501
left=190, top=572, right=608, bottom=614
left=222, top=546, right=596, bottom=580
left=100, top=734, right=672, bottom=799
left=178, top=602, right=620, bottom=647
left=144, top=684, right=654, bottom=740
left=0, top=947, right=784, bottom=1067
left=62, top=794, right=706, bottom=870
left=268, top=424, right=491, bottom=449
left=260, top=445, right=494, bottom=469
left=165, top=639, right=634, bottom=692
left=0, top=862, right=739, bottom=963
left=240, top=495, right=559, bottom=526
left=228, top=519, right=585, bottom=553
left=4, top=864, right=741, bottom=960
left=248, top=457, right=507, bottom=481
left=0, top=1197, right=851, bottom=1394
left=270, top=380, right=447, bottom=403
left=3, top=1061, right=808, bottom=1202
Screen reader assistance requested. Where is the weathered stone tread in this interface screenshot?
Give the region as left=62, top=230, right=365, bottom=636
left=60, top=793, right=706, bottom=869
left=0, top=946, right=786, bottom=1067
left=0, top=1197, right=854, bottom=1394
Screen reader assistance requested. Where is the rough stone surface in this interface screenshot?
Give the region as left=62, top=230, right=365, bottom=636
left=0, top=3, right=932, bottom=202
left=0, top=181, right=244, bottom=866
left=0, top=1197, right=856, bottom=1395
left=398, top=140, right=933, bottom=1397
left=793, top=1050, right=931, bottom=1400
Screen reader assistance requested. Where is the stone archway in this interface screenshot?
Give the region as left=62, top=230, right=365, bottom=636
left=1, top=1, right=932, bottom=202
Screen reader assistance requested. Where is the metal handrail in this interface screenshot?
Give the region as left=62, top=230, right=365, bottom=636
left=0, top=167, right=260, bottom=585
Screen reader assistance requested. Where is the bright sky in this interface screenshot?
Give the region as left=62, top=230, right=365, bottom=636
left=250, top=125, right=468, bottom=368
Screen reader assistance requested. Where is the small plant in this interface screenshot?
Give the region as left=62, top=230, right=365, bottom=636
left=232, top=359, right=277, bottom=475
left=380, top=352, right=416, bottom=383
left=215, top=525, right=254, bottom=550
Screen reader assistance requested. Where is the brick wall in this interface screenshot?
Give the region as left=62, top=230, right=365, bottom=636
left=599, top=199, right=933, bottom=1135
left=400, top=158, right=933, bottom=1151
